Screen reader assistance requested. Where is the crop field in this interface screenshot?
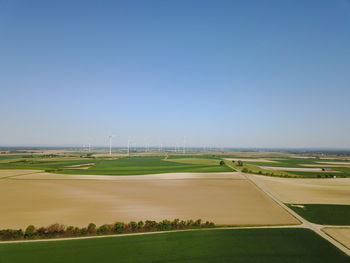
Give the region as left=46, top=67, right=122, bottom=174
left=287, top=204, right=350, bottom=225
left=0, top=228, right=349, bottom=263
left=323, top=228, right=350, bottom=250
left=250, top=174, right=350, bottom=204
left=227, top=156, right=350, bottom=178
left=0, top=170, right=298, bottom=228
left=0, top=156, right=232, bottom=175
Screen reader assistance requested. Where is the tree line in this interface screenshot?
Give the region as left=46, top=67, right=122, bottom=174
left=0, top=219, right=215, bottom=241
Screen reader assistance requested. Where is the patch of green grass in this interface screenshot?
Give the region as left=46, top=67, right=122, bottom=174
left=0, top=156, right=232, bottom=175
left=0, top=228, right=349, bottom=263
left=59, top=156, right=232, bottom=175
left=0, top=155, right=30, bottom=160
left=165, top=158, right=222, bottom=165
left=229, top=158, right=350, bottom=178
left=287, top=204, right=350, bottom=225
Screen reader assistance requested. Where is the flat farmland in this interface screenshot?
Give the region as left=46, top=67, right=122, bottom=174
left=250, top=174, right=350, bottom=204
left=0, top=169, right=41, bottom=179
left=0, top=171, right=299, bottom=229
left=323, top=228, right=350, bottom=250
left=0, top=156, right=232, bottom=175
left=1, top=228, right=348, bottom=263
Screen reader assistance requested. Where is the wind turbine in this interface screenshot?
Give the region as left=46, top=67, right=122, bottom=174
left=127, top=137, right=130, bottom=156
left=108, top=135, right=115, bottom=156
left=183, top=136, right=186, bottom=154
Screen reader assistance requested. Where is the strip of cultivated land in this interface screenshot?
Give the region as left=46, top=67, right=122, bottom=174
left=249, top=174, right=350, bottom=204
left=0, top=171, right=298, bottom=229
left=0, top=156, right=232, bottom=175
left=227, top=156, right=350, bottom=178
left=1, top=228, right=349, bottom=263
left=287, top=204, right=350, bottom=225
left=323, top=228, right=350, bottom=250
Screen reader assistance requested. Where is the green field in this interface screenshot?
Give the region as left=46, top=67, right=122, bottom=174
left=0, top=152, right=349, bottom=177
left=0, top=156, right=232, bottom=175
left=228, top=157, right=350, bottom=178
left=287, top=204, right=350, bottom=225
left=0, top=228, right=348, bottom=263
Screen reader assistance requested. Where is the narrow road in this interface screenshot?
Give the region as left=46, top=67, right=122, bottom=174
left=225, top=162, right=350, bottom=256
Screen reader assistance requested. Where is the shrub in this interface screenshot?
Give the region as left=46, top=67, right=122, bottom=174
left=144, top=220, right=157, bottom=231
left=128, top=221, right=138, bottom=232
left=0, top=229, right=23, bottom=240
left=114, top=222, right=125, bottom=233
left=97, top=224, right=110, bottom=234
left=87, top=223, right=96, bottom=234
left=24, top=225, right=36, bottom=239
left=137, top=221, right=144, bottom=230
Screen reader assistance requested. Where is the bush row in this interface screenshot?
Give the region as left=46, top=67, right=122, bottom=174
left=0, top=219, right=215, bottom=241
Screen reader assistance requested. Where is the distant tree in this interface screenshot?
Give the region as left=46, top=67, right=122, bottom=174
left=46, top=223, right=65, bottom=236
left=231, top=160, right=235, bottom=163
left=97, top=224, right=110, bottom=234
left=0, top=229, right=23, bottom=240
left=137, top=221, right=144, bottom=230
left=24, top=225, right=36, bottom=239
left=194, top=219, right=202, bottom=226
left=114, top=222, right=125, bottom=233
left=144, top=220, right=157, bottom=231
left=80, top=227, right=88, bottom=235
left=128, top=221, right=138, bottom=232
left=219, top=160, right=225, bottom=166
left=87, top=223, right=96, bottom=234
left=237, top=160, right=243, bottom=166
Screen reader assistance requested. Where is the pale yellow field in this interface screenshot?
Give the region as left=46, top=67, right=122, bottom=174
left=250, top=174, right=350, bottom=204
left=0, top=171, right=299, bottom=229
left=258, top=166, right=338, bottom=172
left=323, top=228, right=350, bottom=249
left=0, top=169, right=41, bottom=179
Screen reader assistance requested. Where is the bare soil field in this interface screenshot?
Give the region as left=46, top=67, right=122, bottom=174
left=0, top=170, right=41, bottom=179
left=12, top=171, right=243, bottom=180
left=302, top=164, right=350, bottom=168
left=250, top=174, right=350, bottom=204
left=318, top=162, right=350, bottom=165
left=258, top=166, right=338, bottom=172
left=323, top=228, right=350, bottom=249
left=0, top=172, right=298, bottom=229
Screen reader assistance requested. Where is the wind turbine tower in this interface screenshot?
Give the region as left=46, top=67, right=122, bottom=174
left=108, top=135, right=114, bottom=156
left=127, top=137, right=130, bottom=156
left=183, top=136, right=186, bottom=154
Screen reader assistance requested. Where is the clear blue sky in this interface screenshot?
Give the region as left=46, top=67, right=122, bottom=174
left=1, top=0, right=350, bottom=148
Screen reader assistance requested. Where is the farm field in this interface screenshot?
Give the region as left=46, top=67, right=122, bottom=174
left=227, top=156, right=350, bottom=178
left=0, top=156, right=232, bottom=175
left=287, top=204, right=350, bottom=225
left=1, top=228, right=349, bottom=263
left=0, top=170, right=298, bottom=228
left=249, top=174, right=350, bottom=204
left=323, top=228, right=350, bottom=250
